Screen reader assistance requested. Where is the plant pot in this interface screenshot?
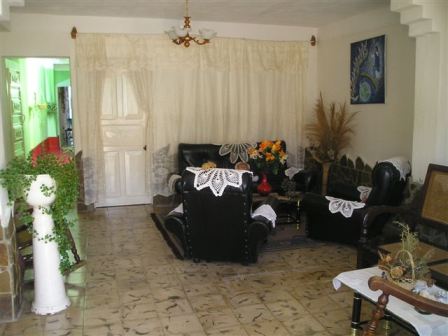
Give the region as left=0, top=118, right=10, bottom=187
left=25, top=174, right=70, bottom=315
left=257, top=172, right=272, bottom=196
left=321, top=162, right=331, bottom=195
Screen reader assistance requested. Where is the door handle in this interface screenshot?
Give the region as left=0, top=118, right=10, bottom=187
left=143, top=145, right=147, bottom=151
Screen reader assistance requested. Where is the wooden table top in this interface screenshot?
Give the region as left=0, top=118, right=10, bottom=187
left=429, top=262, right=448, bottom=289
left=379, top=242, right=448, bottom=266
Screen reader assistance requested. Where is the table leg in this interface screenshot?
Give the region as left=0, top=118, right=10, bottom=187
left=351, top=292, right=363, bottom=333
left=383, top=311, right=392, bottom=333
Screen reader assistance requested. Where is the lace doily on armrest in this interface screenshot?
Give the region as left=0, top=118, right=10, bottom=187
left=186, top=167, right=252, bottom=197
left=285, top=167, right=303, bottom=180
left=357, top=186, right=372, bottom=202
left=168, top=203, right=183, bottom=216
left=219, top=143, right=255, bottom=164
left=325, top=196, right=366, bottom=218
left=251, top=204, right=277, bottom=228
left=379, top=156, right=411, bottom=181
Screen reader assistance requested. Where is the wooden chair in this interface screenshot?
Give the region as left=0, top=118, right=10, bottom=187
left=362, top=276, right=448, bottom=336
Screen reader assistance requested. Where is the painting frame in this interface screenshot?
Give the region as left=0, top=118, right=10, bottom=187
left=350, top=35, right=385, bottom=105
left=421, top=164, right=448, bottom=231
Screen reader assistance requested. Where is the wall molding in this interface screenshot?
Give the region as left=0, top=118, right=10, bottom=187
left=0, top=0, right=24, bottom=31
left=391, top=0, right=443, bottom=37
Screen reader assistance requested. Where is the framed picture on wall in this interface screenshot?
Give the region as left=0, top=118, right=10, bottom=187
left=350, top=35, right=385, bottom=104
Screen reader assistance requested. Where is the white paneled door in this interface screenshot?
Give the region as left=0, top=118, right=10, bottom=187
left=97, top=74, right=150, bottom=207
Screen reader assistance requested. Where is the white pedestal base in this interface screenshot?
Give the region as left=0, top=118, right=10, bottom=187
left=27, top=174, right=71, bottom=315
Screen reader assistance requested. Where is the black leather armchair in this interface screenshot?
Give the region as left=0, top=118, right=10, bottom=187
left=300, top=160, right=409, bottom=245
left=164, top=169, right=274, bottom=264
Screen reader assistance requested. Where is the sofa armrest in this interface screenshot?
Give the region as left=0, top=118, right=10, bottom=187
left=359, top=205, right=413, bottom=244
left=164, top=213, right=190, bottom=258
left=247, top=218, right=271, bottom=263
left=356, top=205, right=416, bottom=268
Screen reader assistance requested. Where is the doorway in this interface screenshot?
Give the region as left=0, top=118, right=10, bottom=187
left=3, top=57, right=73, bottom=158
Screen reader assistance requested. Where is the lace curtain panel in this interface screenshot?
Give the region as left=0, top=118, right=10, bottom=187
left=75, top=34, right=309, bottom=203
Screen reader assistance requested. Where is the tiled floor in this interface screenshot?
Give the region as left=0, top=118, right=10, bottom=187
left=1, top=205, right=412, bottom=335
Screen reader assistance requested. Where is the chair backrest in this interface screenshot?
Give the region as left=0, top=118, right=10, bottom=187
left=181, top=169, right=253, bottom=262
left=415, top=164, right=448, bottom=249
left=366, top=161, right=408, bottom=206
left=178, top=143, right=233, bottom=172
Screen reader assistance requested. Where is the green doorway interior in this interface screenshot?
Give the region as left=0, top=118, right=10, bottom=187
left=4, top=57, right=72, bottom=158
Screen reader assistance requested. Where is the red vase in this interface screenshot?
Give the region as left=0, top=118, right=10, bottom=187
left=257, top=172, right=272, bottom=196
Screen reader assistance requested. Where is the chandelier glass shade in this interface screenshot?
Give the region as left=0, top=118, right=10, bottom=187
left=165, top=0, right=216, bottom=47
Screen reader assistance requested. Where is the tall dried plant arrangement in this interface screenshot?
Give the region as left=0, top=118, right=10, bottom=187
left=306, top=93, right=358, bottom=163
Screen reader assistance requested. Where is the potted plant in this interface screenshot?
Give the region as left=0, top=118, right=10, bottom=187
left=306, top=93, right=358, bottom=195
left=0, top=152, right=78, bottom=314
left=247, top=140, right=288, bottom=195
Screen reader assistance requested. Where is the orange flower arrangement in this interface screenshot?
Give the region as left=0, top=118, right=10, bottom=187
left=247, top=140, right=287, bottom=175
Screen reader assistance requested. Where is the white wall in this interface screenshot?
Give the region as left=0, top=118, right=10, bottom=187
left=0, top=40, right=11, bottom=228
left=316, top=7, right=415, bottom=166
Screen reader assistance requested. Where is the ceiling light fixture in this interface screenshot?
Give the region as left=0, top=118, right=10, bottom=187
left=165, top=0, right=216, bottom=48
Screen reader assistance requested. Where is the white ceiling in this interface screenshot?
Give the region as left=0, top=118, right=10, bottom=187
left=11, top=0, right=389, bottom=28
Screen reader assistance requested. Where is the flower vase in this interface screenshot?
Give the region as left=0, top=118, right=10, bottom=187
left=25, top=174, right=71, bottom=315
left=257, top=172, right=272, bottom=196
left=321, top=162, right=331, bottom=195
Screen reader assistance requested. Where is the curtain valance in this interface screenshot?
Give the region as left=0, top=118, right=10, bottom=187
left=76, top=34, right=308, bottom=73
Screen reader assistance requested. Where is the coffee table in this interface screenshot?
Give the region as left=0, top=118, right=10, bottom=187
left=334, top=267, right=448, bottom=336
left=252, top=192, right=303, bottom=226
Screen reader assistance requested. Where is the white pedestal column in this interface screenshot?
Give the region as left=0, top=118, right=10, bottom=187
left=26, top=174, right=70, bottom=315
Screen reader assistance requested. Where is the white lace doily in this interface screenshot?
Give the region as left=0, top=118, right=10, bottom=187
left=168, top=203, right=183, bottom=216
left=251, top=204, right=277, bottom=228
left=285, top=167, right=302, bottom=180
left=357, top=186, right=372, bottom=202
left=186, top=167, right=252, bottom=196
left=379, top=156, right=411, bottom=181
left=325, top=196, right=366, bottom=218
left=219, top=143, right=255, bottom=164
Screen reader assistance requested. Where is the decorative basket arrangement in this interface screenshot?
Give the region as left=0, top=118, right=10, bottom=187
left=378, top=223, right=432, bottom=290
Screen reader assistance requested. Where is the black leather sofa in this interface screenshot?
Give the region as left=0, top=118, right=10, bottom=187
left=300, top=160, right=409, bottom=245
left=176, top=142, right=316, bottom=193
left=164, top=169, right=276, bottom=263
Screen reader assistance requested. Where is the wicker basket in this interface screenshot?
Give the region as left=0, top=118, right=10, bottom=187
left=386, top=249, right=416, bottom=291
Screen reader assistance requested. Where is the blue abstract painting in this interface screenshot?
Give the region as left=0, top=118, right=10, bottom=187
left=350, top=35, right=385, bottom=104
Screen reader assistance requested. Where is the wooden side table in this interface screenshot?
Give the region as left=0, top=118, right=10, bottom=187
left=252, top=192, right=303, bottom=226
left=430, top=262, right=448, bottom=289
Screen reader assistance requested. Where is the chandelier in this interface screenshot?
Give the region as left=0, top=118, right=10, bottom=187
left=165, top=0, right=216, bottom=48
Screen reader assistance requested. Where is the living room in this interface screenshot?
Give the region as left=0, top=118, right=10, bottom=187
left=0, top=0, right=447, bottom=335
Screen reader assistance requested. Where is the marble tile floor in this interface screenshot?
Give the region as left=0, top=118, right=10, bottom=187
left=0, top=205, right=414, bottom=336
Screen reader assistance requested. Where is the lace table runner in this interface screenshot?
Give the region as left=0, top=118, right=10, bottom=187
left=325, top=196, right=366, bottom=218
left=186, top=167, right=252, bottom=197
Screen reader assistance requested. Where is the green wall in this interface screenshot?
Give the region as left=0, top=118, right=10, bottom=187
left=4, top=58, right=70, bottom=155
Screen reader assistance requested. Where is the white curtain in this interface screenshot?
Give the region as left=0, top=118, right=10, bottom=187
left=75, top=34, right=309, bottom=201
left=75, top=36, right=107, bottom=205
